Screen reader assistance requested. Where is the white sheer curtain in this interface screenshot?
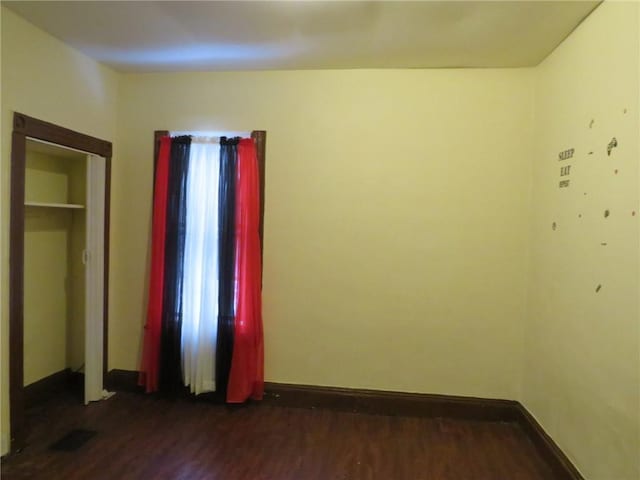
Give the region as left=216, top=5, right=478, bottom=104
left=181, top=139, right=220, bottom=394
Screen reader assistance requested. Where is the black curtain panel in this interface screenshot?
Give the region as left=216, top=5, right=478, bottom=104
left=216, top=137, right=238, bottom=394
left=159, top=136, right=192, bottom=392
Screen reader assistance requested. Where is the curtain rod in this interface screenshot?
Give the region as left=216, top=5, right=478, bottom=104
left=170, top=130, right=251, bottom=138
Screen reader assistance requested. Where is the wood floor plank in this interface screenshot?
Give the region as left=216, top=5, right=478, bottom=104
left=1, top=390, right=556, bottom=480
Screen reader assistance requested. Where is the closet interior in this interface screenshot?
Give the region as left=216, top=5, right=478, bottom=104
left=23, top=139, right=87, bottom=398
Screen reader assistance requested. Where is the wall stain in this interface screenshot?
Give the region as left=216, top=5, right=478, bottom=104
left=595, top=284, right=602, bottom=293
left=607, top=137, right=618, bottom=156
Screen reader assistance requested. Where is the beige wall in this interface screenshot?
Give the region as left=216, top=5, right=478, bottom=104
left=525, top=2, right=640, bottom=479
left=0, top=7, right=119, bottom=455
left=114, top=69, right=534, bottom=397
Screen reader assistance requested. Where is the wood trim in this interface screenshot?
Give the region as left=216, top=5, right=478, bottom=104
left=23, top=369, right=72, bottom=408
left=105, top=369, right=143, bottom=394
left=514, top=404, right=585, bottom=480
left=251, top=131, right=266, bottom=258
left=8, top=112, right=113, bottom=453
left=14, top=113, right=111, bottom=157
left=104, top=370, right=517, bottom=421
left=104, top=370, right=518, bottom=421
left=153, top=130, right=169, bottom=178
left=9, top=129, right=26, bottom=452
left=263, top=382, right=519, bottom=421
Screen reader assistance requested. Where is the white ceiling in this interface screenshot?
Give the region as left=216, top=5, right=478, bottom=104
left=4, top=1, right=601, bottom=72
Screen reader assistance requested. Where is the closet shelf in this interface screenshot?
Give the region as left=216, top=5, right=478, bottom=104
left=25, top=201, right=85, bottom=209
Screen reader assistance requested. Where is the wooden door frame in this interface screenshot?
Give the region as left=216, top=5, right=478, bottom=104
left=9, top=112, right=112, bottom=452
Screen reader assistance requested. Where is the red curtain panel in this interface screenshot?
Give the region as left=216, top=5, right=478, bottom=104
left=227, top=138, right=264, bottom=402
left=139, top=136, right=172, bottom=393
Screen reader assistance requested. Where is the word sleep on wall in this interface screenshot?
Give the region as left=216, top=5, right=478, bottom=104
left=558, top=147, right=574, bottom=188
left=558, top=148, right=574, bottom=161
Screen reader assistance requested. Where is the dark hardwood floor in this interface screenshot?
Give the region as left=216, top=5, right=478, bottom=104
left=1, top=389, right=555, bottom=480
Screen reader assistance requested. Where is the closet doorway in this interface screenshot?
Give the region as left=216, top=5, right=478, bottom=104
left=9, top=113, right=112, bottom=452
